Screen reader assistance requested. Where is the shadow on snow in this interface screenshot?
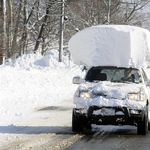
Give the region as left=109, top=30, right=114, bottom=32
left=0, top=125, right=138, bottom=136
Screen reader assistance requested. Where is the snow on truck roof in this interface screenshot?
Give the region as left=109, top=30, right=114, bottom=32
left=68, top=25, right=150, bottom=68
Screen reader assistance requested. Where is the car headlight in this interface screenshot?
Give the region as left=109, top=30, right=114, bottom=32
left=128, top=93, right=145, bottom=101
left=79, top=92, right=91, bottom=98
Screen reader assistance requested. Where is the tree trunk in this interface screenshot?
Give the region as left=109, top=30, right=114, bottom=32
left=0, top=0, right=6, bottom=64
left=37, top=0, right=40, bottom=20
left=6, top=0, right=12, bottom=58
left=22, top=0, right=28, bottom=54
left=34, top=5, right=50, bottom=53
left=11, top=0, right=23, bottom=59
left=21, top=1, right=37, bottom=55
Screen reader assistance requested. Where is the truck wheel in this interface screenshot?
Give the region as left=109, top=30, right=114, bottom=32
left=72, top=109, right=83, bottom=133
left=137, top=109, right=148, bottom=135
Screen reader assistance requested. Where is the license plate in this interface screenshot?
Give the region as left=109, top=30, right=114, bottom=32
left=101, top=108, right=115, bottom=116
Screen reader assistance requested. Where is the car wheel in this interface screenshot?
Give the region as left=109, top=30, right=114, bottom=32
left=72, top=108, right=83, bottom=133
left=148, top=109, right=150, bottom=131
left=137, top=108, right=148, bottom=135
left=86, top=123, right=92, bottom=130
left=148, top=122, right=150, bottom=131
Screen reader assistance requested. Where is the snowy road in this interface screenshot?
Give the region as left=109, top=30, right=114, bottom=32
left=0, top=99, right=84, bottom=150
left=67, top=126, right=150, bottom=150
left=1, top=99, right=150, bottom=150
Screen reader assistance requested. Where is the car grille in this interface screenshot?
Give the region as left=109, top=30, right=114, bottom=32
left=92, top=92, right=107, bottom=98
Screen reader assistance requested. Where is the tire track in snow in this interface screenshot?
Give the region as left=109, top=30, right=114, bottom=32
left=50, top=134, right=84, bottom=150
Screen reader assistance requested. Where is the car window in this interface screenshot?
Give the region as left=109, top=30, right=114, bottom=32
left=85, top=67, right=141, bottom=83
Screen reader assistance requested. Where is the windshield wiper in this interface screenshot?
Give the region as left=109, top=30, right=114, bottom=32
left=85, top=80, right=99, bottom=83
left=111, top=80, right=134, bottom=83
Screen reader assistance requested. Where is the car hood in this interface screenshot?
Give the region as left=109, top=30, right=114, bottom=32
left=78, top=81, right=144, bottom=100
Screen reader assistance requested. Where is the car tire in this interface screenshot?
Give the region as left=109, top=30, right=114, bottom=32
left=72, top=108, right=83, bottom=133
left=137, top=108, right=148, bottom=135
left=148, top=122, right=150, bottom=131
left=86, top=123, right=92, bottom=130
left=148, top=109, right=150, bottom=131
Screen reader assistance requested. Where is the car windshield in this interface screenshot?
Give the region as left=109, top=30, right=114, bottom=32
left=85, top=67, right=142, bottom=83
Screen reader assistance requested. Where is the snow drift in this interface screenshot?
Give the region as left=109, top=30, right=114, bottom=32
left=0, top=50, right=82, bottom=125
left=69, top=25, right=150, bottom=68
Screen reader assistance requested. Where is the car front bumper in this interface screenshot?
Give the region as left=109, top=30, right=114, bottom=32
left=74, top=106, right=146, bottom=126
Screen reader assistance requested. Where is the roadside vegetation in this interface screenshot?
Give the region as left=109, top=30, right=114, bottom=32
left=0, top=0, right=150, bottom=64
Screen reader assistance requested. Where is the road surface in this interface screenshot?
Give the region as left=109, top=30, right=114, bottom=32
left=0, top=99, right=150, bottom=150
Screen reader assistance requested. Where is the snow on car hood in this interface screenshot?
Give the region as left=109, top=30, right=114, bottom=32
left=78, top=81, right=143, bottom=99
left=74, top=81, right=146, bottom=110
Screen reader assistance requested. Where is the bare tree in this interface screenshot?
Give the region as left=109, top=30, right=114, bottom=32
left=6, top=0, right=12, bottom=58
left=30, top=0, right=60, bottom=55
left=0, top=0, right=149, bottom=65
left=11, top=0, right=23, bottom=60
left=65, top=0, right=150, bottom=39
left=0, top=0, right=6, bottom=64
left=34, top=4, right=51, bottom=53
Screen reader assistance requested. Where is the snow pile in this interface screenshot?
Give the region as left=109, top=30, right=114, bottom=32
left=10, top=53, right=43, bottom=69
left=0, top=50, right=82, bottom=125
left=69, top=25, right=150, bottom=68
left=9, top=51, right=68, bottom=69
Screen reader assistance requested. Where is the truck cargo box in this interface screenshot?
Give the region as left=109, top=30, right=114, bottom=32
left=68, top=25, right=150, bottom=68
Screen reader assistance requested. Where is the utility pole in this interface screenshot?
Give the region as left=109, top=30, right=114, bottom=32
left=107, top=0, right=111, bottom=25
left=59, top=0, right=64, bottom=62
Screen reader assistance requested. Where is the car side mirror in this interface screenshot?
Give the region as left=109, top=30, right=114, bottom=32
left=73, top=76, right=82, bottom=84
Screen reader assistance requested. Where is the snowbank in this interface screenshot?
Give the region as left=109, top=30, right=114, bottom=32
left=0, top=50, right=83, bottom=125
left=69, top=25, right=150, bottom=68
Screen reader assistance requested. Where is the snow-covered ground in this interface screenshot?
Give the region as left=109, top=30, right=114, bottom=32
left=1, top=25, right=150, bottom=127
left=0, top=50, right=83, bottom=126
